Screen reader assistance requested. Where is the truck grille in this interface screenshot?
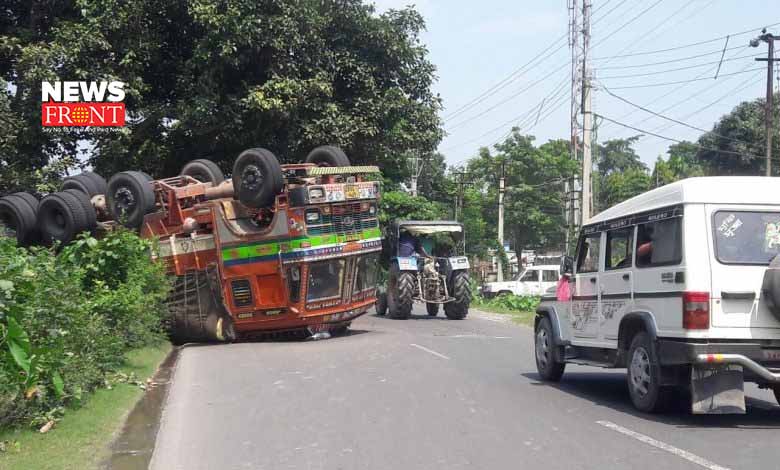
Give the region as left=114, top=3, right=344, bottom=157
left=307, top=203, right=378, bottom=236
left=231, top=279, right=253, bottom=308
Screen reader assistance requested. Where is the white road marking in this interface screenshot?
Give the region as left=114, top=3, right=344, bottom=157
left=596, top=420, right=732, bottom=470
left=410, top=343, right=450, bottom=360
left=447, top=334, right=512, bottom=339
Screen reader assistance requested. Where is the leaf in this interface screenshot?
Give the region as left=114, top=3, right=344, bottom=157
left=0, top=280, right=13, bottom=292
left=86, top=237, right=98, bottom=249
left=52, top=372, right=65, bottom=398
left=8, top=340, right=31, bottom=374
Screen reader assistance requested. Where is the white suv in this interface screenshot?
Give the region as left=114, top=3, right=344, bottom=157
left=534, top=177, right=780, bottom=414
left=482, top=265, right=560, bottom=297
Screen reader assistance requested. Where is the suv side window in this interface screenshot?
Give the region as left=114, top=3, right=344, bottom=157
left=519, top=270, right=537, bottom=282
left=577, top=233, right=601, bottom=273
left=636, top=218, right=682, bottom=267
left=542, top=270, right=558, bottom=282
left=606, top=228, right=634, bottom=270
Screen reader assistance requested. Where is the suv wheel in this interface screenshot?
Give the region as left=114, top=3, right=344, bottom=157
left=773, top=387, right=780, bottom=406
left=535, top=316, right=565, bottom=381
left=627, top=332, right=669, bottom=413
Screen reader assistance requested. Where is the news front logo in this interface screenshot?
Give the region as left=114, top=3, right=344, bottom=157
left=41, top=81, right=126, bottom=127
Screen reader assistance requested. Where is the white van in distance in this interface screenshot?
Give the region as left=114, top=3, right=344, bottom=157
left=534, top=177, right=780, bottom=414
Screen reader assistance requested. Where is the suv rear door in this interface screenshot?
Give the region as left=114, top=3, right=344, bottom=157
left=709, top=206, right=780, bottom=329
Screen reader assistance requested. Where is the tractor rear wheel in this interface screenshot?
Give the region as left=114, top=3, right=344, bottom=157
left=232, top=148, right=283, bottom=208
left=388, top=271, right=415, bottom=320
left=444, top=271, right=471, bottom=320
left=0, top=194, right=38, bottom=245
left=166, top=268, right=236, bottom=345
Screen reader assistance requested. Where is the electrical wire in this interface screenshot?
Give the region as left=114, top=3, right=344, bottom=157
left=604, top=67, right=763, bottom=89
left=596, top=45, right=746, bottom=70
left=598, top=54, right=761, bottom=79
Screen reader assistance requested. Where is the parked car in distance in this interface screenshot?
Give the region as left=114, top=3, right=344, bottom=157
left=482, top=265, right=560, bottom=298
left=534, top=177, right=780, bottom=415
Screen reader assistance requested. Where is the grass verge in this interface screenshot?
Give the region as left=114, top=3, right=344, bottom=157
left=0, top=342, right=171, bottom=470
left=473, top=305, right=536, bottom=326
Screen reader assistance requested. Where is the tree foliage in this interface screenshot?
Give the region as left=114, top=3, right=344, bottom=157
left=0, top=0, right=442, bottom=191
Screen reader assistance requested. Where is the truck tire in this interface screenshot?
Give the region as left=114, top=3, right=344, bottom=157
left=375, top=291, right=388, bottom=316
left=773, top=387, right=780, bottom=407
left=305, top=145, right=350, bottom=167
left=166, top=268, right=236, bottom=345
left=444, top=271, right=470, bottom=320
left=181, top=159, right=225, bottom=185
left=63, top=189, right=98, bottom=233
left=535, top=316, right=565, bottom=381
left=38, top=191, right=89, bottom=245
left=627, top=331, right=670, bottom=413
left=426, top=302, right=439, bottom=316
left=232, top=148, right=283, bottom=208
left=388, top=272, right=414, bottom=320
left=62, top=173, right=101, bottom=197
left=0, top=194, right=38, bottom=245
left=11, top=192, right=39, bottom=213
left=107, top=171, right=155, bottom=228
left=83, top=171, right=108, bottom=195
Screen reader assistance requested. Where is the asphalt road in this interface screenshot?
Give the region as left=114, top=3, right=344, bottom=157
left=150, top=307, right=780, bottom=470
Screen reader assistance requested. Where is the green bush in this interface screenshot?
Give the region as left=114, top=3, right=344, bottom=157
left=0, top=230, right=170, bottom=428
left=472, top=283, right=540, bottom=313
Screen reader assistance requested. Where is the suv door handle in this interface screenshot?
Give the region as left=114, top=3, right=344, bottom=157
left=622, top=273, right=630, bottom=281
left=721, top=291, right=756, bottom=300
left=589, top=277, right=597, bottom=284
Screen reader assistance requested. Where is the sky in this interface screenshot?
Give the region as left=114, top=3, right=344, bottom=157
left=372, top=0, right=780, bottom=168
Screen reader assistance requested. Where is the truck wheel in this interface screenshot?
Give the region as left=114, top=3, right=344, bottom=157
left=38, top=191, right=89, bottom=245
left=535, top=316, right=565, bottom=381
left=181, top=159, right=225, bottom=185
left=305, top=145, right=350, bottom=167
left=107, top=171, right=155, bottom=228
left=773, top=387, right=780, bottom=406
left=0, top=194, right=38, bottom=245
left=375, top=291, right=388, bottom=316
left=63, top=189, right=97, bottom=233
left=62, top=173, right=102, bottom=197
left=232, top=148, right=283, bottom=208
left=11, top=192, right=39, bottom=213
left=83, top=171, right=108, bottom=195
left=426, top=302, right=439, bottom=316
left=166, top=268, right=236, bottom=345
left=627, top=332, right=670, bottom=413
left=444, top=271, right=470, bottom=320
left=388, top=272, right=414, bottom=320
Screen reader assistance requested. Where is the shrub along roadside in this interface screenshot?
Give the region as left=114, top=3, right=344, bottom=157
left=471, top=287, right=540, bottom=326
left=0, top=230, right=170, bottom=430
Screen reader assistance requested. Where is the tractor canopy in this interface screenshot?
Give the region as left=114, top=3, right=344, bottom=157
left=385, top=220, right=465, bottom=259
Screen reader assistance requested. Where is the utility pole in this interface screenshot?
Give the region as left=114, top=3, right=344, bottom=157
left=751, top=30, right=779, bottom=177
left=566, top=0, right=582, bottom=251
left=580, top=0, right=593, bottom=223
left=452, top=171, right=471, bottom=221
left=408, top=151, right=425, bottom=196
left=497, top=159, right=506, bottom=282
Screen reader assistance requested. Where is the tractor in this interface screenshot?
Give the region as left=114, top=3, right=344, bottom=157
left=375, top=220, right=471, bottom=320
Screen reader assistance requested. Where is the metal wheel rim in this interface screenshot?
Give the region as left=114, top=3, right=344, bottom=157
left=536, top=328, right=550, bottom=370
left=114, top=187, right=136, bottom=214
left=242, top=164, right=263, bottom=191
left=630, top=346, right=651, bottom=397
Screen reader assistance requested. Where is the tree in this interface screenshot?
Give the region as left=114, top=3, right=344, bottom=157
left=696, top=95, right=780, bottom=175
left=651, top=141, right=706, bottom=186
left=0, top=1, right=442, bottom=192
left=594, top=136, right=647, bottom=212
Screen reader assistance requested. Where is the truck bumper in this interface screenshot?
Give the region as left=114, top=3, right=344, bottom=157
left=658, top=339, right=780, bottom=384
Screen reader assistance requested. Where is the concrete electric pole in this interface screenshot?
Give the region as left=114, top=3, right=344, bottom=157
left=497, top=159, right=506, bottom=282
left=566, top=0, right=582, bottom=251
left=580, top=0, right=593, bottom=223
left=751, top=30, right=779, bottom=177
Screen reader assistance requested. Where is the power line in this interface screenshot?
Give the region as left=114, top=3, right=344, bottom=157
left=600, top=84, right=758, bottom=147
left=597, top=54, right=761, bottom=79
left=594, top=113, right=765, bottom=160
left=596, top=45, right=746, bottom=70
left=604, top=67, right=764, bottom=89
left=592, top=20, right=780, bottom=60
left=591, top=0, right=666, bottom=49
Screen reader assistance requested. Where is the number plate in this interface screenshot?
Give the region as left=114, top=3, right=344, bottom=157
left=345, top=185, right=359, bottom=199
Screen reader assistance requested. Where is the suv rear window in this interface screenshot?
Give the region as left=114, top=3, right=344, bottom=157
left=714, top=211, right=780, bottom=265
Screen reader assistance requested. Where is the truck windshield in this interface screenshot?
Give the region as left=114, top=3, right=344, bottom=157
left=307, top=259, right=345, bottom=301
left=354, top=254, right=379, bottom=293
left=714, top=210, right=780, bottom=265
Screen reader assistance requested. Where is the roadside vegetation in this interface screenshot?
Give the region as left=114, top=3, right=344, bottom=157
left=471, top=289, right=540, bottom=326
left=0, top=230, right=170, bottom=434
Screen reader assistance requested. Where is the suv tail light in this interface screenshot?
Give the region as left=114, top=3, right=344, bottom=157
left=683, top=291, right=709, bottom=329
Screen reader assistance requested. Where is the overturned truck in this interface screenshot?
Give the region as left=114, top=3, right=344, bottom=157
left=0, top=146, right=382, bottom=343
